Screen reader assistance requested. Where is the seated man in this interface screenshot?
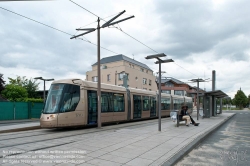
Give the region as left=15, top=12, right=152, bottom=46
left=179, top=105, right=191, bottom=126
left=185, top=106, right=199, bottom=126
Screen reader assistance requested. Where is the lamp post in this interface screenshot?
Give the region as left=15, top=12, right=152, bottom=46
left=34, top=77, right=54, bottom=103
left=70, top=11, right=134, bottom=128
left=145, top=53, right=174, bottom=131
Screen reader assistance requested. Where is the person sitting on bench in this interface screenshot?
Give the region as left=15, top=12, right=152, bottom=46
left=179, top=106, right=191, bottom=126
left=185, top=106, right=199, bottom=126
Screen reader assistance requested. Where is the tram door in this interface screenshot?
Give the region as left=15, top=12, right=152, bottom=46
left=133, top=95, right=141, bottom=119
left=150, top=97, right=156, bottom=117
left=87, top=90, right=97, bottom=124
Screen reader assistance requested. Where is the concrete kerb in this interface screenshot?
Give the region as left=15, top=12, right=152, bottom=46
left=0, top=119, right=39, bottom=124
left=0, top=126, right=41, bottom=134
left=162, top=113, right=236, bottom=166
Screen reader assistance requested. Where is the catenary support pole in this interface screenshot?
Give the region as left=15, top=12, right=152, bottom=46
left=197, top=81, right=199, bottom=120
left=43, top=80, right=46, bottom=103
left=97, top=17, right=101, bottom=128
left=158, top=61, right=161, bottom=131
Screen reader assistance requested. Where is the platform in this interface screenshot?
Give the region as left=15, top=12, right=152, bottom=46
left=0, top=113, right=235, bottom=166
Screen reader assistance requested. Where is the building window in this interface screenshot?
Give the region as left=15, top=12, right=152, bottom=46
left=149, top=79, right=152, bottom=86
left=92, top=76, right=98, bottom=82
left=107, top=74, right=110, bottom=81
left=174, top=90, right=184, bottom=96
left=162, top=90, right=171, bottom=94
left=165, top=82, right=174, bottom=87
left=143, top=78, right=147, bottom=85
left=149, top=89, right=151, bottom=91
left=140, top=68, right=144, bottom=72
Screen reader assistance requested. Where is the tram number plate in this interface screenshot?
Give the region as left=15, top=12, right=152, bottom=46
left=76, top=113, right=84, bottom=117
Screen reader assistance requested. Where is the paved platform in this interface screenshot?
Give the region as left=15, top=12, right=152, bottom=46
left=0, top=121, right=40, bottom=133
left=0, top=112, right=235, bottom=166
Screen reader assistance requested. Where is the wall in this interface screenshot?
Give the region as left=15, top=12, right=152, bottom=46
left=86, top=60, right=157, bottom=91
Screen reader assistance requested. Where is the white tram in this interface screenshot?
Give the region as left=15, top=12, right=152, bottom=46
left=40, top=79, right=193, bottom=128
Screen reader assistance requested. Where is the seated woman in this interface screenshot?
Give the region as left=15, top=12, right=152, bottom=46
left=179, top=105, right=191, bottom=126
left=185, top=106, right=199, bottom=126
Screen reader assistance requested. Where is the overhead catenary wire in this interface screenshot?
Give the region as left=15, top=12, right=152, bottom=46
left=68, top=0, right=202, bottom=79
left=0, top=6, right=119, bottom=55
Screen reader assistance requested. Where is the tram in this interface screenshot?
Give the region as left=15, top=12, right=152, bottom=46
left=40, top=79, right=193, bottom=128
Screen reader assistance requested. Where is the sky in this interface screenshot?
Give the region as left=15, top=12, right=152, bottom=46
left=0, top=0, right=249, bottom=98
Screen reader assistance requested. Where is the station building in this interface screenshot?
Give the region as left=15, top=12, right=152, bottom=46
left=86, top=54, right=158, bottom=91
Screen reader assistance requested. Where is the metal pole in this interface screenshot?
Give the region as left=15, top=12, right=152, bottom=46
left=197, top=81, right=199, bottom=120
left=158, top=61, right=161, bottom=131
left=43, top=80, right=46, bottom=103
left=97, top=17, right=101, bottom=128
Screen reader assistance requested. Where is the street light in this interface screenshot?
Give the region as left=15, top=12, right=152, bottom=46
left=145, top=53, right=174, bottom=131
left=34, top=77, right=54, bottom=103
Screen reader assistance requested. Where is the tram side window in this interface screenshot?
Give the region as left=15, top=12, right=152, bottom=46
left=101, top=92, right=113, bottom=112
left=113, top=93, right=125, bottom=112
left=60, top=85, right=80, bottom=113
left=161, top=98, right=170, bottom=110
left=143, top=96, right=149, bottom=111
left=173, top=99, right=178, bottom=110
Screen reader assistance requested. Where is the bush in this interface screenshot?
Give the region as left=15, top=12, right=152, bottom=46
left=24, top=98, right=44, bottom=103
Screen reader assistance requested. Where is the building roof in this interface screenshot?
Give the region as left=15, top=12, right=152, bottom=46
left=92, top=54, right=152, bottom=71
left=156, top=77, right=185, bottom=84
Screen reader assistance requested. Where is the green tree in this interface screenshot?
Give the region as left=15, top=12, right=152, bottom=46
left=233, top=89, right=248, bottom=109
left=0, top=73, right=5, bottom=93
left=1, top=84, right=28, bottom=101
left=8, top=76, right=39, bottom=98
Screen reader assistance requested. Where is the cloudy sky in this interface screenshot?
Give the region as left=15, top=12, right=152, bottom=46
left=0, top=0, right=249, bottom=98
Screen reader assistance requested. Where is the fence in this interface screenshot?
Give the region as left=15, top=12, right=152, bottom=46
left=0, top=101, right=44, bottom=120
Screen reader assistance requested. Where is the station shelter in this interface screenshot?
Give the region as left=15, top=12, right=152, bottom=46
left=201, top=90, right=228, bottom=118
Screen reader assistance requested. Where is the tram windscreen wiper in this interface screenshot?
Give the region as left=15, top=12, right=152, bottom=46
left=69, top=91, right=76, bottom=107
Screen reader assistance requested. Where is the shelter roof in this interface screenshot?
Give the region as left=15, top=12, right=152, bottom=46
left=205, top=90, right=228, bottom=98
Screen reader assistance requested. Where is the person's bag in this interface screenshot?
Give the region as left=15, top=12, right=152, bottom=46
left=171, top=114, right=177, bottom=122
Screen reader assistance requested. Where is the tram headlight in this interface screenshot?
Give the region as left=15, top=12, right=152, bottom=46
left=50, top=115, right=55, bottom=119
